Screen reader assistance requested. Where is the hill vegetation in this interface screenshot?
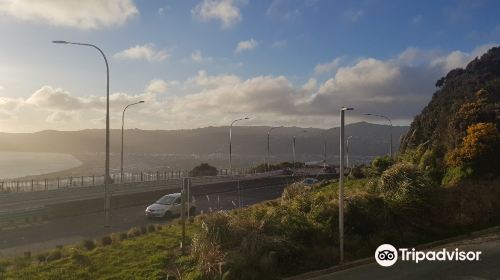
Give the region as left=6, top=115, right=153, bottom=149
left=401, top=46, right=500, bottom=185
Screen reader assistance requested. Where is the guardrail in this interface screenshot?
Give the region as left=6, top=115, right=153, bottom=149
left=0, top=168, right=252, bottom=193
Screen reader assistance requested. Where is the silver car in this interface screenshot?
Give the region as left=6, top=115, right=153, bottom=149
left=145, top=193, right=196, bottom=218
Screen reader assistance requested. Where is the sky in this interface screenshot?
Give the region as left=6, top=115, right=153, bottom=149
left=0, top=0, right=499, bottom=132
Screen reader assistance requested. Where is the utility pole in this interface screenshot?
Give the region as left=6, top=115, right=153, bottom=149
left=339, top=107, right=353, bottom=263
left=364, top=113, right=393, bottom=158
left=229, top=117, right=249, bottom=175
left=121, top=101, right=144, bottom=182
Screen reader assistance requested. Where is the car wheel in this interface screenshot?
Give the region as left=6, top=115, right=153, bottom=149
left=163, top=211, right=173, bottom=219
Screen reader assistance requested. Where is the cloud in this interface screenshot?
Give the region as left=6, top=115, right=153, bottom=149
left=234, top=38, right=258, bottom=53
left=343, top=9, right=364, bottom=23
left=145, top=79, right=168, bottom=94
left=113, top=44, right=169, bottom=62
left=26, top=86, right=84, bottom=111
left=158, top=7, right=167, bottom=16
left=46, top=111, right=78, bottom=123
left=191, top=50, right=213, bottom=63
left=192, top=0, right=243, bottom=29
left=0, top=45, right=495, bottom=131
left=314, top=57, right=343, bottom=75
left=266, top=0, right=301, bottom=20
left=0, top=0, right=138, bottom=30
left=0, top=85, right=4, bottom=91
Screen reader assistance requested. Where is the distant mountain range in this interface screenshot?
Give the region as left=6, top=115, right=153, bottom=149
left=0, top=122, right=408, bottom=158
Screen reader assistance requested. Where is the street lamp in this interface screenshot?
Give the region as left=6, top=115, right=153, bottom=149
left=292, top=130, right=307, bottom=169
left=339, top=106, right=353, bottom=264
left=53, top=40, right=111, bottom=227
left=346, top=136, right=353, bottom=169
left=322, top=128, right=338, bottom=168
left=121, top=101, right=145, bottom=182
left=229, top=117, right=249, bottom=175
left=364, top=113, right=393, bottom=158
left=267, top=126, right=283, bottom=171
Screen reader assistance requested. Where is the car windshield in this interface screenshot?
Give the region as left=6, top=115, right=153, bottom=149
left=156, top=195, right=177, bottom=205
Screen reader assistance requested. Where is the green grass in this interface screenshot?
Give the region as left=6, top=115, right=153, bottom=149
left=1, top=224, right=199, bottom=280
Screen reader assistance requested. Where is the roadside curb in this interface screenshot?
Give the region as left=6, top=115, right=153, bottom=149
left=283, top=225, right=500, bottom=280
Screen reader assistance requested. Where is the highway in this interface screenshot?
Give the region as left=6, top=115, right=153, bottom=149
left=0, top=183, right=286, bottom=257
left=309, top=234, right=500, bottom=280
left=0, top=173, right=270, bottom=213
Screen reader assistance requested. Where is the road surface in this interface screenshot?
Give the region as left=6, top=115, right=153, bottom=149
left=0, top=183, right=286, bottom=257
left=310, top=234, right=500, bottom=280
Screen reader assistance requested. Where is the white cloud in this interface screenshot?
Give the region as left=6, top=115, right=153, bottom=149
left=191, top=50, right=213, bottom=63
left=0, top=45, right=495, bottom=131
left=234, top=38, right=258, bottom=53
left=192, top=0, right=243, bottom=29
left=113, top=44, right=169, bottom=62
left=46, top=111, right=78, bottom=123
left=145, top=79, right=168, bottom=94
left=301, top=78, right=317, bottom=93
left=26, top=86, right=84, bottom=111
left=0, top=0, right=138, bottom=30
left=314, top=57, right=343, bottom=75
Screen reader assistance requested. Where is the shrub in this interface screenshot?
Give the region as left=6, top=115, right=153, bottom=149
left=281, top=183, right=309, bottom=202
left=46, top=250, right=62, bottom=262
left=80, top=239, right=96, bottom=251
left=35, top=252, right=49, bottom=263
left=371, top=156, right=395, bottom=174
left=189, top=163, right=218, bottom=177
left=100, top=236, right=112, bottom=246
left=147, top=224, right=156, bottom=233
left=127, top=227, right=143, bottom=238
left=378, top=163, right=436, bottom=207
left=446, top=122, right=500, bottom=174
left=111, top=232, right=127, bottom=243
left=442, top=166, right=475, bottom=186
left=70, top=250, right=90, bottom=266
left=348, top=165, right=366, bottom=179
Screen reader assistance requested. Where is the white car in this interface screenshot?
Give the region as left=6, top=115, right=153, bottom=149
left=145, top=193, right=196, bottom=218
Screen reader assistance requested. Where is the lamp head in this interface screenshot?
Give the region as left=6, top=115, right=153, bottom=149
left=52, top=40, right=69, bottom=44
left=138, top=101, right=145, bottom=103
left=341, top=107, right=354, bottom=111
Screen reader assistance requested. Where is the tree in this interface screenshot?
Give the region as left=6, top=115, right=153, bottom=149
left=189, top=163, right=218, bottom=177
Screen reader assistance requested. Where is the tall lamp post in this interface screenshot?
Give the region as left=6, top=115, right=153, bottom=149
left=322, top=128, right=338, bottom=168
left=292, top=130, right=307, bottom=169
left=346, top=136, right=353, bottom=169
left=229, top=117, right=249, bottom=175
left=267, top=126, right=283, bottom=171
left=339, top=106, right=353, bottom=263
left=121, top=101, right=144, bottom=182
left=53, top=40, right=111, bottom=227
left=364, top=113, right=393, bottom=158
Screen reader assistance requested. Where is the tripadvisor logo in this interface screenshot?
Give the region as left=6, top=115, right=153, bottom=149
left=375, top=244, right=482, bottom=267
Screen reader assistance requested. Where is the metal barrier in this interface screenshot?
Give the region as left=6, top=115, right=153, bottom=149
left=0, top=168, right=252, bottom=193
